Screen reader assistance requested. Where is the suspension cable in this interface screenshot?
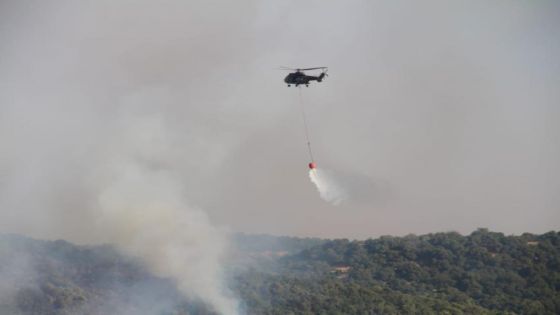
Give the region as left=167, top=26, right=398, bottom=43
left=298, top=86, right=314, bottom=162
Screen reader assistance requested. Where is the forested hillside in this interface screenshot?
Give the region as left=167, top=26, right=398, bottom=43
left=0, top=235, right=210, bottom=315
left=236, top=229, right=560, bottom=314
left=1, top=230, right=559, bottom=314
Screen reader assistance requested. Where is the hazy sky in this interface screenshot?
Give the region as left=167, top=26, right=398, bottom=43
left=1, top=0, right=559, bottom=240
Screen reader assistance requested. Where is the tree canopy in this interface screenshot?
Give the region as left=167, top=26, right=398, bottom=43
left=1, top=229, right=559, bottom=314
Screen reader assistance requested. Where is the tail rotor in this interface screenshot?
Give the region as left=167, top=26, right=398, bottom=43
left=318, top=69, right=328, bottom=82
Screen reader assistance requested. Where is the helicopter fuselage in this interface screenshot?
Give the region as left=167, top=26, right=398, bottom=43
left=284, top=71, right=325, bottom=87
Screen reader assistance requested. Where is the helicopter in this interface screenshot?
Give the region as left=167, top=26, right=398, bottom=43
left=281, top=67, right=328, bottom=87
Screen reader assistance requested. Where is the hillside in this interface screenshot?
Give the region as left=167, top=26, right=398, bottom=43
left=0, top=235, right=211, bottom=315
left=1, top=229, right=559, bottom=314
left=236, top=229, right=560, bottom=314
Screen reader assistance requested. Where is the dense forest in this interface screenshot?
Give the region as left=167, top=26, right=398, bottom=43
left=235, top=229, right=560, bottom=314
left=1, top=229, right=559, bottom=314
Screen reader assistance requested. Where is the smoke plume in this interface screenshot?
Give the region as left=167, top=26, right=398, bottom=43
left=85, top=111, right=239, bottom=314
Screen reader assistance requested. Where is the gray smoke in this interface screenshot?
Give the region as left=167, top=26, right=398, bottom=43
left=0, top=1, right=255, bottom=313
left=92, top=112, right=239, bottom=314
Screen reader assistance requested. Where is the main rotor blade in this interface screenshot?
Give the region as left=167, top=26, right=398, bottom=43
left=299, top=67, right=327, bottom=71
left=279, top=66, right=328, bottom=71
left=279, top=66, right=297, bottom=70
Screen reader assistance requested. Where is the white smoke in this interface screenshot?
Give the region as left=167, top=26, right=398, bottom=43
left=91, top=114, right=240, bottom=315
left=0, top=107, right=240, bottom=314
left=308, top=168, right=349, bottom=206
left=96, top=165, right=238, bottom=315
